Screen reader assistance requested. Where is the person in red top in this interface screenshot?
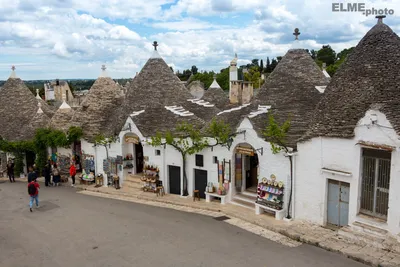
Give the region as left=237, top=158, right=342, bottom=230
left=69, top=162, right=77, bottom=187
left=28, top=178, right=40, bottom=212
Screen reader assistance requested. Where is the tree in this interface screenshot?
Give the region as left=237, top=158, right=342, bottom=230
left=316, top=45, right=336, bottom=66
left=191, top=71, right=215, bottom=88
left=259, top=59, right=264, bottom=73
left=270, top=58, right=278, bottom=72
left=276, top=56, right=282, bottom=62
left=266, top=57, right=272, bottom=73
left=325, top=47, right=355, bottom=76
left=191, top=65, right=198, bottom=75
left=251, top=59, right=259, bottom=67
left=216, top=68, right=229, bottom=91
left=148, top=119, right=232, bottom=196
left=94, top=134, right=117, bottom=160
left=263, top=114, right=293, bottom=219
left=243, top=66, right=264, bottom=89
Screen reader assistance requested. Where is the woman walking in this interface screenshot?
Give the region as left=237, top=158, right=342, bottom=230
left=52, top=163, right=61, bottom=186
left=43, top=162, right=51, bottom=187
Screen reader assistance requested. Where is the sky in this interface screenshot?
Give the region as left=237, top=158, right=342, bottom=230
left=0, top=0, right=399, bottom=80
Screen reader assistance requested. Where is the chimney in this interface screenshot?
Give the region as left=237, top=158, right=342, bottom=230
left=241, top=82, right=253, bottom=104
left=376, top=15, right=386, bottom=24
left=229, top=81, right=240, bottom=104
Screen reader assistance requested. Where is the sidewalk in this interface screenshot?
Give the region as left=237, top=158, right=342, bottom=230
left=74, top=182, right=400, bottom=267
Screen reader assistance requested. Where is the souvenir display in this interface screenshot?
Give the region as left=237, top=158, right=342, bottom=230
left=142, top=164, right=161, bottom=193
left=256, top=175, right=284, bottom=210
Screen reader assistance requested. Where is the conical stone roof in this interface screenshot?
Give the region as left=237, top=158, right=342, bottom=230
left=22, top=104, right=51, bottom=140
left=75, top=66, right=125, bottom=141
left=302, top=19, right=400, bottom=141
left=202, top=77, right=230, bottom=109
left=50, top=100, right=80, bottom=133
left=0, top=68, right=46, bottom=141
left=35, top=89, right=56, bottom=118
left=250, top=48, right=329, bottom=147
left=112, top=46, right=220, bottom=136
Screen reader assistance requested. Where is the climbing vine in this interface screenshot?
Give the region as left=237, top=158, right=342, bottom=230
left=0, top=126, right=83, bottom=172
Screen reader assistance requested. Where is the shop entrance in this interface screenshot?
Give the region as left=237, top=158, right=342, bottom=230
left=234, top=144, right=259, bottom=194
left=169, top=165, right=181, bottom=195
left=135, top=143, right=143, bottom=174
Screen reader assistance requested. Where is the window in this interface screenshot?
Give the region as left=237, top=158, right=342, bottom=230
left=360, top=148, right=391, bottom=219
left=195, top=154, right=203, bottom=167
left=155, top=149, right=161, bottom=156
left=213, top=156, right=218, bottom=164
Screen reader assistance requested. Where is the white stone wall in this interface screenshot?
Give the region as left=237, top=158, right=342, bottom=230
left=295, top=109, right=400, bottom=236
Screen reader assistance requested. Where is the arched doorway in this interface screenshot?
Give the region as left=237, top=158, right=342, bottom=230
left=231, top=143, right=259, bottom=208
left=123, top=133, right=143, bottom=175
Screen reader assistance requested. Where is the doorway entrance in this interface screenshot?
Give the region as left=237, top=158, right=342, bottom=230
left=194, top=169, right=207, bottom=199
left=26, top=151, right=36, bottom=170
left=169, top=165, right=181, bottom=195
left=135, top=143, right=143, bottom=174
left=234, top=144, right=259, bottom=194
left=327, top=179, right=350, bottom=227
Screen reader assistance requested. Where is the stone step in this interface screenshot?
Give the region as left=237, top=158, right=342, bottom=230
left=234, top=193, right=257, bottom=204
left=241, top=190, right=258, bottom=198
left=230, top=198, right=255, bottom=210
left=338, top=225, right=387, bottom=250
left=352, top=221, right=388, bottom=237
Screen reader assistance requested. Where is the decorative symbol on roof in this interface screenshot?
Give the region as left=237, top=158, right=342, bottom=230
left=248, top=105, right=271, bottom=118
left=376, top=15, right=386, bottom=24
left=165, top=106, right=194, bottom=116
left=153, top=41, right=158, bottom=51
left=11, top=65, right=15, bottom=71
left=187, top=99, right=215, bottom=107
left=101, top=65, right=106, bottom=71
left=217, top=103, right=251, bottom=115
left=293, top=28, right=300, bottom=40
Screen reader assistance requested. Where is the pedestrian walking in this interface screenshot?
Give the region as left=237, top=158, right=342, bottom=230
left=27, top=166, right=37, bottom=183
left=69, top=162, right=76, bottom=187
left=6, top=159, right=15, bottom=183
left=52, top=163, right=61, bottom=186
left=28, top=177, right=40, bottom=212
left=43, top=162, right=51, bottom=187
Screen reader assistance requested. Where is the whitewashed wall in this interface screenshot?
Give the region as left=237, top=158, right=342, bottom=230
left=295, top=109, right=400, bottom=236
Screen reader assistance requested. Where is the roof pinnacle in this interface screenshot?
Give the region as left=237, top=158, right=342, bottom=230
left=153, top=41, right=158, bottom=51
left=101, top=65, right=106, bottom=71
left=376, top=15, right=386, bottom=24
left=293, top=28, right=300, bottom=40
left=11, top=65, right=15, bottom=71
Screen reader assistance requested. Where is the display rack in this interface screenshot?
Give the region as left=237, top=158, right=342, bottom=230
left=140, top=165, right=160, bottom=193
left=256, top=181, right=284, bottom=210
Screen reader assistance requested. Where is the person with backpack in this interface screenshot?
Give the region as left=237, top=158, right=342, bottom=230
left=52, top=163, right=61, bottom=186
left=28, top=177, right=40, bottom=212
left=27, top=166, right=37, bottom=183
left=69, top=161, right=77, bottom=187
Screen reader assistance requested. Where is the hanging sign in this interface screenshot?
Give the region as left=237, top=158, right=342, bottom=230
left=125, top=135, right=139, bottom=144
left=235, top=146, right=254, bottom=156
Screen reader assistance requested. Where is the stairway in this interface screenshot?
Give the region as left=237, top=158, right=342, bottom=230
left=338, top=220, right=394, bottom=251
left=231, top=191, right=257, bottom=210
left=121, top=173, right=143, bottom=191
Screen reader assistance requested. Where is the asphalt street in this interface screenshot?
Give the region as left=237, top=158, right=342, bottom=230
left=0, top=180, right=368, bottom=267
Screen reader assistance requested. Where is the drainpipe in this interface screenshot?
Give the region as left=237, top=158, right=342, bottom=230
left=163, top=141, right=166, bottom=193
left=285, top=151, right=297, bottom=219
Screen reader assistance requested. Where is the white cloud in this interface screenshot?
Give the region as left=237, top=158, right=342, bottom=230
left=0, top=0, right=399, bottom=80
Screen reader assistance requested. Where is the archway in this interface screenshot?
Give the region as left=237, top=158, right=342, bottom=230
left=122, top=133, right=143, bottom=175
left=232, top=143, right=259, bottom=196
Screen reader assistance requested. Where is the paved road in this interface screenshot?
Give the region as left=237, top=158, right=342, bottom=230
left=0, top=180, right=367, bottom=267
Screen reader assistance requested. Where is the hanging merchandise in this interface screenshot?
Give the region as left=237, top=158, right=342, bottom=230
left=256, top=175, right=284, bottom=210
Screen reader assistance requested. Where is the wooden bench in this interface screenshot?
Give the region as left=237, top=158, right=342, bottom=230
left=255, top=203, right=285, bottom=220
left=205, top=192, right=227, bottom=205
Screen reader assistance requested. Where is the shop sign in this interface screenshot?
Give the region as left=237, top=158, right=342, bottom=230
left=236, top=146, right=254, bottom=156
left=125, top=135, right=139, bottom=144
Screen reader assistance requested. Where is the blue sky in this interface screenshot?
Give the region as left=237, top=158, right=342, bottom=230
left=0, top=0, right=399, bottom=80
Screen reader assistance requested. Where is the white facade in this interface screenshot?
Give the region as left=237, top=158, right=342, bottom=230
left=295, top=109, right=400, bottom=236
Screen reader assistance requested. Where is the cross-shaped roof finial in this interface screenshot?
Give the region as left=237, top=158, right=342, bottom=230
left=153, top=41, right=158, bottom=51
left=293, top=28, right=300, bottom=40
left=376, top=15, right=386, bottom=24
left=11, top=65, right=15, bottom=71
left=101, top=65, right=106, bottom=71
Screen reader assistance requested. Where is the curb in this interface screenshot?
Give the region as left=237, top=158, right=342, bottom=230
left=77, top=186, right=397, bottom=267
